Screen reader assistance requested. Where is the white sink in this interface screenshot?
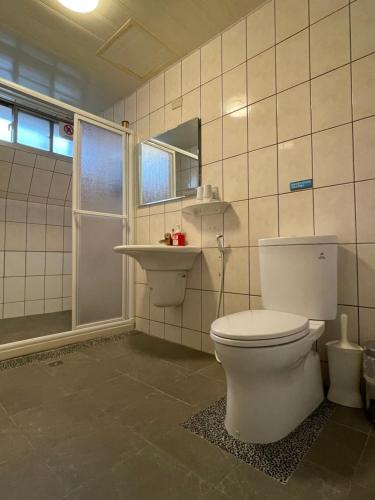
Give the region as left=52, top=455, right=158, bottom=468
left=113, top=245, right=201, bottom=307
left=113, top=245, right=201, bottom=270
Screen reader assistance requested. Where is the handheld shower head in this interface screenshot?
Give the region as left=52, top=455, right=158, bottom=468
left=216, top=232, right=224, bottom=254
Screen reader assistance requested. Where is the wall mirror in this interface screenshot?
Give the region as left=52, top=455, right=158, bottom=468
left=138, top=117, right=200, bottom=205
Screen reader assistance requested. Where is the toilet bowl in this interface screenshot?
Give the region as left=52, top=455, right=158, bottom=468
left=210, top=235, right=338, bottom=444
left=211, top=310, right=325, bottom=444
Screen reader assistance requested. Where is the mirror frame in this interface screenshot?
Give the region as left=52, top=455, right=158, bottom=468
left=137, top=117, right=200, bottom=206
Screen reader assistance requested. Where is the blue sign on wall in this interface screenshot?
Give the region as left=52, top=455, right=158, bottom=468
left=290, top=179, right=313, bottom=191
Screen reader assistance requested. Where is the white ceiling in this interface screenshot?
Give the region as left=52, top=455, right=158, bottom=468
left=0, top=0, right=265, bottom=113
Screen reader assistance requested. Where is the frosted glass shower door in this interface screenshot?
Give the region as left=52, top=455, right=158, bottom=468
left=72, top=115, right=128, bottom=328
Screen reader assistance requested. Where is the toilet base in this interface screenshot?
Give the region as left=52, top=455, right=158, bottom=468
left=216, top=337, right=324, bottom=444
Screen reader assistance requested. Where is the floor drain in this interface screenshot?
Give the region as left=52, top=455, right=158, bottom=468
left=47, top=360, right=64, bottom=367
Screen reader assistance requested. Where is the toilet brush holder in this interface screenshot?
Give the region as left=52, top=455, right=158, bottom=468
left=327, top=343, right=363, bottom=407
left=326, top=313, right=363, bottom=408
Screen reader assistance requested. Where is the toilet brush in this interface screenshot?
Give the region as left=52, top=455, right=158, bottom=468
left=326, top=313, right=363, bottom=408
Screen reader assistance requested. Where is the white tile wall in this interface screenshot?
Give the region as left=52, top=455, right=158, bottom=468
left=275, top=0, right=308, bottom=43
left=247, top=48, right=275, bottom=104
left=104, top=0, right=375, bottom=355
left=0, top=143, right=72, bottom=319
left=276, top=30, right=309, bottom=92
left=201, top=36, right=222, bottom=84
left=310, top=7, right=350, bottom=78
left=165, top=62, right=182, bottom=104
left=222, top=19, right=246, bottom=72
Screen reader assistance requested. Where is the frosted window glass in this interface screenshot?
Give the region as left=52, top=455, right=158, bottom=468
left=18, top=111, right=50, bottom=151
left=140, top=142, right=174, bottom=204
left=77, top=215, right=123, bottom=326
left=53, top=123, right=73, bottom=157
left=80, top=122, right=123, bottom=214
left=0, top=103, right=12, bottom=142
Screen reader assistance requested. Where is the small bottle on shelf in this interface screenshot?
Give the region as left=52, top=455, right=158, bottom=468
left=171, top=225, right=186, bottom=246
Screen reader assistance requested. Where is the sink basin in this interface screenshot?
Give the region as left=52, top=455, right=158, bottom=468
left=114, top=245, right=201, bottom=307
left=113, top=245, right=201, bottom=271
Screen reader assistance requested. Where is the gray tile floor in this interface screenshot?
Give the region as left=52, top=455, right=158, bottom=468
left=0, top=311, right=72, bottom=345
left=0, top=331, right=373, bottom=499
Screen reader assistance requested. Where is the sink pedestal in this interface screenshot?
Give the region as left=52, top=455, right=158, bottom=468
left=113, top=245, right=201, bottom=307
left=148, top=270, right=187, bottom=306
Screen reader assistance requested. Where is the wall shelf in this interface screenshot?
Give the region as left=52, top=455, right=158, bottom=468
left=182, top=200, right=230, bottom=216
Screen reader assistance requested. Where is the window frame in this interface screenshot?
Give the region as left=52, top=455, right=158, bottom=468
left=0, top=99, right=73, bottom=158
left=0, top=100, right=14, bottom=143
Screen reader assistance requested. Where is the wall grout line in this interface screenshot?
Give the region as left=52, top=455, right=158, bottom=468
left=307, top=0, right=315, bottom=237
left=348, top=0, right=362, bottom=344
left=273, top=0, right=280, bottom=241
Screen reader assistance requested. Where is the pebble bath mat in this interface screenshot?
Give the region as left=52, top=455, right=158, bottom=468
left=181, top=398, right=335, bottom=484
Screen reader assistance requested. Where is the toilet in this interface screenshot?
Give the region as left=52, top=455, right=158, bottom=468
left=210, top=235, right=338, bottom=444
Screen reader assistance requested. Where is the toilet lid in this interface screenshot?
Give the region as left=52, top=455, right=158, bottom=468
left=211, top=310, right=309, bottom=342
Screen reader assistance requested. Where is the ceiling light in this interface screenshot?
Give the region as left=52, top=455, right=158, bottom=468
left=58, top=0, right=99, bottom=13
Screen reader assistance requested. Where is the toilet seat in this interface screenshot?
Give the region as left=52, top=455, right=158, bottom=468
left=211, top=310, right=310, bottom=347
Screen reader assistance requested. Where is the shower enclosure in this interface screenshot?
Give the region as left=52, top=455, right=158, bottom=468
left=0, top=77, right=134, bottom=359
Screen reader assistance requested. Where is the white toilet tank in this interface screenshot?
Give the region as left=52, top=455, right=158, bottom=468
left=259, top=235, right=338, bottom=320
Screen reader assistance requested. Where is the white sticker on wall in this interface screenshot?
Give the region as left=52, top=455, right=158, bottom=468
left=59, top=122, right=74, bottom=138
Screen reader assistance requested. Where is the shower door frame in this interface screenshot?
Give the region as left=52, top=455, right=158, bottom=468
left=0, top=76, right=135, bottom=361
left=72, top=114, right=134, bottom=330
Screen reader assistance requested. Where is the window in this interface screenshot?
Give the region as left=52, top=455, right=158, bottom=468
left=0, top=102, right=13, bottom=142
left=0, top=100, right=73, bottom=157
left=18, top=111, right=50, bottom=151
